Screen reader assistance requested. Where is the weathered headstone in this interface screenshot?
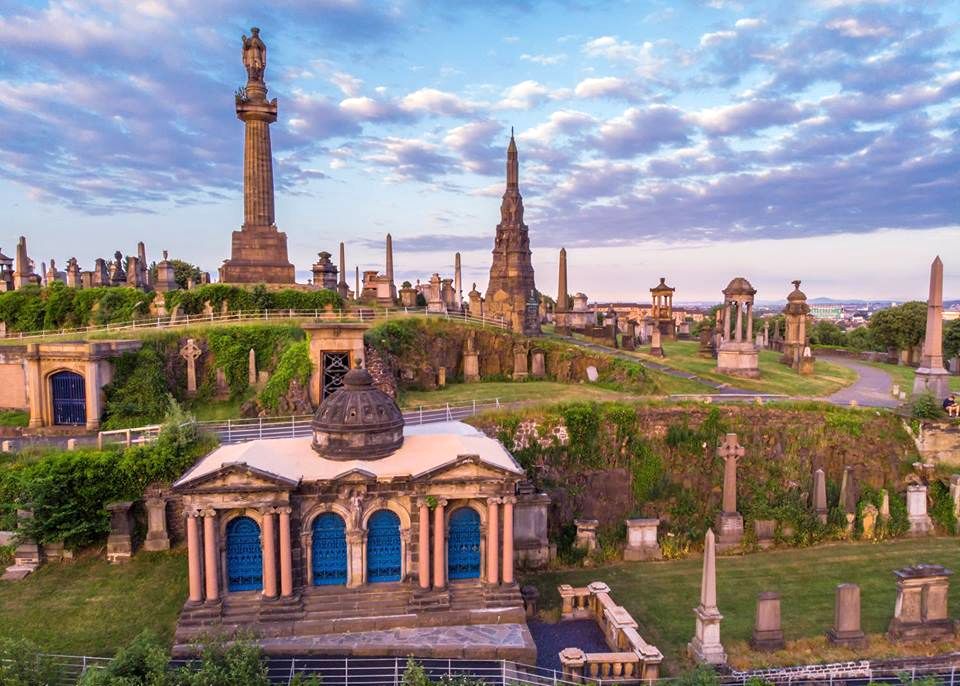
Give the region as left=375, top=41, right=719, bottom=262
left=463, top=334, right=480, bottom=383
left=813, top=468, right=828, bottom=524
left=585, top=366, right=598, bottom=382
left=887, top=564, right=956, bottom=642
left=751, top=592, right=785, bottom=651
left=248, top=348, right=257, bottom=386
left=624, top=518, right=661, bottom=561
left=512, top=344, right=528, bottom=380
left=913, top=256, right=950, bottom=401
left=880, top=489, right=890, bottom=521
left=106, top=501, right=135, bottom=563
left=861, top=504, right=879, bottom=539
left=437, top=366, right=446, bottom=388
left=688, top=529, right=726, bottom=665
left=649, top=328, right=664, bottom=357
left=574, top=519, right=599, bottom=552
left=827, top=583, right=867, bottom=648
left=143, top=492, right=170, bottom=552
left=180, top=338, right=202, bottom=397
left=1, top=509, right=41, bottom=581
left=754, top=519, right=775, bottom=549
left=530, top=349, right=545, bottom=378
left=716, top=433, right=745, bottom=550
left=907, top=484, right=933, bottom=535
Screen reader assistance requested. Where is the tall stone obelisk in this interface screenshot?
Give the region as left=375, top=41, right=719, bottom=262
left=913, top=256, right=949, bottom=400
left=337, top=242, right=349, bottom=299
left=454, top=252, right=462, bottom=307
left=219, top=27, right=295, bottom=284
left=555, top=247, right=569, bottom=335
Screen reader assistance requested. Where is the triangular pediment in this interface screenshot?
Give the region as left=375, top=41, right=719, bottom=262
left=414, top=454, right=518, bottom=481
left=175, top=461, right=299, bottom=492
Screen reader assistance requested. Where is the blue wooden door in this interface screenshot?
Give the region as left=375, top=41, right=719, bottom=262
left=447, top=507, right=481, bottom=580
left=366, top=510, right=401, bottom=583
left=226, top=516, right=263, bottom=592
left=312, top=513, right=347, bottom=586
left=51, top=371, right=86, bottom=425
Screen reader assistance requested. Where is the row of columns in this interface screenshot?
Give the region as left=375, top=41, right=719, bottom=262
left=652, top=293, right=673, bottom=319
left=723, top=300, right=754, bottom=343
left=416, top=496, right=516, bottom=591
left=186, top=506, right=294, bottom=605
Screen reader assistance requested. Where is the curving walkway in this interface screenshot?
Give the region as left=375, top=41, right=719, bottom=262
left=821, top=355, right=900, bottom=408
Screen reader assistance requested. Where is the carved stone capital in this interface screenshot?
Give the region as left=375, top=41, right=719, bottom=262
left=502, top=496, right=518, bottom=505
left=259, top=506, right=279, bottom=516
left=277, top=506, right=293, bottom=516
left=435, top=498, right=449, bottom=508
left=487, top=497, right=503, bottom=505
left=201, top=508, right=217, bottom=519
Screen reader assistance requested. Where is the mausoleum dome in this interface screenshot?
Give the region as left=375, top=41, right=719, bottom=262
left=786, top=280, right=807, bottom=302
left=723, top=276, right=757, bottom=297
left=311, top=365, right=404, bottom=460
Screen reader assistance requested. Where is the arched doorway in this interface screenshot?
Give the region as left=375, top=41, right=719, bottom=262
left=226, top=516, right=263, bottom=592
left=312, top=512, right=347, bottom=586
left=366, top=510, right=401, bottom=583
left=50, top=371, right=86, bottom=426
left=447, top=507, right=481, bottom=580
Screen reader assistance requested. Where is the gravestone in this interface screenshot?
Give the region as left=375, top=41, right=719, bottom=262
left=754, top=519, right=775, bottom=549
left=649, top=328, right=664, bottom=357
left=750, top=592, right=785, bottom=651
left=143, top=493, right=171, bottom=552
left=624, top=518, right=661, bottom=561
left=861, top=504, right=879, bottom=539
left=1, top=509, right=41, bottom=581
left=437, top=366, right=446, bottom=388
left=887, top=564, right=957, bottom=642
left=906, top=484, right=933, bottom=535
left=248, top=348, right=257, bottom=386
left=530, top=349, right=545, bottom=378
left=813, top=468, right=828, bottom=524
left=180, top=338, right=202, bottom=397
left=715, top=433, right=745, bottom=550
left=106, top=501, right=135, bottom=563
left=827, top=583, right=867, bottom=648
left=512, top=345, right=529, bottom=380
left=880, top=489, right=890, bottom=521
left=574, top=519, right=599, bottom=552
left=688, top=529, right=726, bottom=665
left=586, top=366, right=598, bottom=382
left=463, top=335, right=480, bottom=383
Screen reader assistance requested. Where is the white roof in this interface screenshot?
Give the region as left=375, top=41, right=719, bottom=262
left=175, top=421, right=522, bottom=487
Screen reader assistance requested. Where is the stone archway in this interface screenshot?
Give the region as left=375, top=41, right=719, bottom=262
left=311, top=512, right=347, bottom=586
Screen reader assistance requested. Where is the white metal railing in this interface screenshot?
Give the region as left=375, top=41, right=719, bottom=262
left=1, top=306, right=508, bottom=343
left=97, top=399, right=504, bottom=447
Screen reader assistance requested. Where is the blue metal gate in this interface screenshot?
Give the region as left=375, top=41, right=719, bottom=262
left=226, top=516, right=263, bottom=592
left=447, top=507, right=481, bottom=580
left=51, top=371, right=86, bottom=425
left=366, top=510, right=401, bottom=583
left=312, top=513, right=347, bottom=586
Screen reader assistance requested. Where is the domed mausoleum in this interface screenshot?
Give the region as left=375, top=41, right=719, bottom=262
left=172, top=361, right=546, bottom=661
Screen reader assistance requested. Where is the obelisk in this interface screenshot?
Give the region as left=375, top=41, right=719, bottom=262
left=555, top=247, right=569, bottom=334
left=913, top=256, right=949, bottom=400
left=337, top=242, right=349, bottom=299
left=454, top=252, right=462, bottom=307
left=688, top=529, right=726, bottom=665
left=219, top=27, right=295, bottom=284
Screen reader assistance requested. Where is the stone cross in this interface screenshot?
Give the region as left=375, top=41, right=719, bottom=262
left=718, top=433, right=745, bottom=515
left=180, top=338, right=202, bottom=396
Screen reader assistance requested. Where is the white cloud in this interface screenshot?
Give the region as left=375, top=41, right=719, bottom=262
left=691, top=99, right=808, bottom=136
left=399, top=88, right=475, bottom=116
left=520, top=53, right=567, bottom=66
left=520, top=110, right=596, bottom=145
left=825, top=17, right=893, bottom=38
left=574, top=77, right=631, bottom=99
left=496, top=80, right=560, bottom=110
left=330, top=72, right=363, bottom=97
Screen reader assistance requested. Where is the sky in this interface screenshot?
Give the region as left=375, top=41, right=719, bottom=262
left=0, top=0, right=957, bottom=303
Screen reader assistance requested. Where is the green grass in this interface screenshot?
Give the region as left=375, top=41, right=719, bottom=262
left=187, top=394, right=250, bottom=421
left=0, top=549, right=187, bottom=655
left=624, top=340, right=857, bottom=396
left=525, top=537, right=960, bottom=670
left=860, top=360, right=960, bottom=396
left=0, top=409, right=28, bottom=427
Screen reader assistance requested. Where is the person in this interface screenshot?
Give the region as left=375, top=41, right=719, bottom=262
left=944, top=394, right=959, bottom=417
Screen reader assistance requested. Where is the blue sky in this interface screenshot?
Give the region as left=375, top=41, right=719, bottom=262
left=0, top=0, right=957, bottom=301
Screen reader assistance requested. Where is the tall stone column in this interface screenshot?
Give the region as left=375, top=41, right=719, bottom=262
left=432, top=498, right=447, bottom=590
left=502, top=496, right=515, bottom=585
left=914, top=256, right=949, bottom=400
left=813, top=468, right=828, bottom=524
left=278, top=507, right=293, bottom=598
left=385, top=233, right=394, bottom=285
left=723, top=303, right=732, bottom=341
left=186, top=512, right=204, bottom=604
left=84, top=359, right=102, bottom=431
left=454, top=252, right=462, bottom=307
left=688, top=529, right=726, bottom=665
left=261, top=507, right=278, bottom=598
left=203, top=510, right=219, bottom=603
left=734, top=302, right=743, bottom=342
left=486, top=498, right=500, bottom=585
left=25, top=348, right=43, bottom=429
left=745, top=303, right=753, bottom=343
left=418, top=499, right=430, bottom=589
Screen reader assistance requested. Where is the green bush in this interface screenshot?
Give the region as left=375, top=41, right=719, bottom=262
left=0, top=637, right=64, bottom=685
left=930, top=480, right=957, bottom=535
left=259, top=341, right=313, bottom=411
left=102, top=345, right=173, bottom=428
left=911, top=393, right=943, bottom=420
left=206, top=325, right=304, bottom=397
left=166, top=284, right=341, bottom=316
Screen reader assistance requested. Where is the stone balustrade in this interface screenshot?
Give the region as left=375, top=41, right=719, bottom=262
left=558, top=582, right=663, bottom=682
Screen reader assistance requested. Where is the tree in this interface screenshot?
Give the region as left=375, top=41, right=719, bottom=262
left=944, top=318, right=960, bottom=360
left=810, top=320, right=845, bottom=346
left=868, top=301, right=927, bottom=352
left=150, top=260, right=203, bottom=290
left=846, top=326, right=876, bottom=352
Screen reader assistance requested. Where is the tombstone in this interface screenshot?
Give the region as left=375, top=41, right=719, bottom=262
left=688, top=529, right=726, bottom=665
left=105, top=501, right=135, bottom=563
left=1, top=440, right=11, bottom=453
left=950, top=476, right=960, bottom=519
left=827, top=583, right=867, bottom=648
left=179, top=338, right=202, bottom=397
left=698, top=328, right=714, bottom=358
left=80, top=271, right=95, bottom=288
left=813, top=468, right=828, bottom=524
left=624, top=518, right=661, bottom=561
left=126, top=255, right=140, bottom=287
left=1, top=509, right=41, bottom=581
left=66, top=438, right=77, bottom=451
left=649, top=328, right=664, bottom=357
left=42, top=541, right=67, bottom=563
left=154, top=251, right=178, bottom=293
left=258, top=370, right=270, bottom=385
left=93, top=258, right=109, bottom=286
left=861, top=504, right=879, bottom=539
left=427, top=273, right=445, bottom=313
left=751, top=592, right=785, bottom=651
left=574, top=519, right=599, bottom=552
left=754, top=519, right=775, bottom=549
left=468, top=284, right=483, bottom=318
left=245, top=348, right=258, bottom=387
left=586, top=365, right=599, bottom=382
left=880, top=489, right=890, bottom=521
left=463, top=334, right=480, bottom=383
left=399, top=285, right=417, bottom=308
left=716, top=433, right=745, bottom=550
left=143, top=493, right=171, bottom=552
left=906, top=484, right=933, bottom=535
left=530, top=349, right=546, bottom=378
left=437, top=366, right=446, bottom=388
left=887, top=564, right=957, bottom=642
left=512, top=345, right=529, bottom=380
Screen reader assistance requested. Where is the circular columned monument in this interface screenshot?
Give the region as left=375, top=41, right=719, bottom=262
left=311, top=365, right=404, bottom=459
left=717, top=276, right=760, bottom=377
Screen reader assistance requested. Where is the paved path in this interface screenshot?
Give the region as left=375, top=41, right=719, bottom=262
left=821, top=355, right=900, bottom=409
left=528, top=618, right=610, bottom=671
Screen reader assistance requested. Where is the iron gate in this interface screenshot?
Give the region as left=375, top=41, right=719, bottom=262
left=226, top=516, right=263, bottom=592
left=366, top=510, right=401, bottom=583
left=321, top=352, right=350, bottom=399
left=312, top=513, right=347, bottom=585
left=51, top=371, right=86, bottom=425
left=447, top=507, right=481, bottom=580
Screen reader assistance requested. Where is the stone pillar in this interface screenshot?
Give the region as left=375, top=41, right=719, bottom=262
left=385, top=233, right=394, bottom=288
left=624, top=518, right=661, bottom=561
left=248, top=349, right=257, bottom=386
left=486, top=498, right=500, bottom=585
left=512, top=345, right=528, bottom=380
left=827, top=583, right=867, bottom=648
left=502, top=497, right=515, bottom=585
left=25, top=349, right=42, bottom=429
left=723, top=303, right=732, bottom=342
left=716, top=433, right=744, bottom=550
left=559, top=647, right=586, bottom=683
left=277, top=507, right=293, bottom=598
left=813, top=468, right=828, bottom=524
left=530, top=349, right=546, bottom=378
left=418, top=499, right=430, bottom=589
left=186, top=512, right=204, bottom=604
left=734, top=302, right=743, bottom=342
left=262, top=508, right=278, bottom=599
left=433, top=498, right=447, bottom=590
left=203, top=510, right=219, bottom=603
left=907, top=484, right=933, bottom=535
left=750, top=592, right=784, bottom=651
left=574, top=518, right=599, bottom=551
left=105, top=501, right=134, bottom=563
left=2, top=509, right=41, bottom=580
left=143, top=495, right=170, bottom=552
left=914, top=256, right=949, bottom=400
left=688, top=529, right=726, bottom=665
left=454, top=252, right=462, bottom=307
left=84, top=359, right=102, bottom=431
left=746, top=303, right=753, bottom=344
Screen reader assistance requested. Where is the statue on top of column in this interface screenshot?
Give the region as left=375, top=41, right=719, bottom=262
left=242, top=27, right=267, bottom=81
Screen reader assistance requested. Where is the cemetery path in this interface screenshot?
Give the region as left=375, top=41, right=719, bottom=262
left=821, top=355, right=900, bottom=409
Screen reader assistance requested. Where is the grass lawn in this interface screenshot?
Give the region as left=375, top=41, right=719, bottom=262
left=524, top=538, right=960, bottom=672
left=625, top=340, right=857, bottom=396
left=187, top=394, right=251, bottom=421
left=860, top=360, right=960, bottom=397
left=0, top=549, right=187, bottom=656
left=0, top=409, right=28, bottom=427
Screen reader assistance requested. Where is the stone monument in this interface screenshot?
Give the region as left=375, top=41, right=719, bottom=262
left=337, top=242, right=350, bottom=299
left=913, top=256, right=949, bottom=400
left=887, top=564, right=957, bottom=642
left=689, top=529, right=726, bottom=665
left=106, top=501, right=135, bottom=563
left=624, top=518, right=661, bottom=561
left=220, top=27, right=295, bottom=284
left=715, top=433, right=745, bottom=550
left=781, top=280, right=814, bottom=375
left=813, top=468, right=828, bottom=524
left=311, top=251, right=339, bottom=290
left=750, top=592, right=785, bottom=651
left=650, top=277, right=676, bottom=339
left=484, top=130, right=540, bottom=335
left=827, top=583, right=867, bottom=648
left=717, top=277, right=759, bottom=377
left=180, top=339, right=202, bottom=397
left=554, top=247, right=570, bottom=335
left=906, top=484, right=933, bottom=535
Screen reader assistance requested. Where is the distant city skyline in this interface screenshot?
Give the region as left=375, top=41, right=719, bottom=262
left=0, top=1, right=957, bottom=301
